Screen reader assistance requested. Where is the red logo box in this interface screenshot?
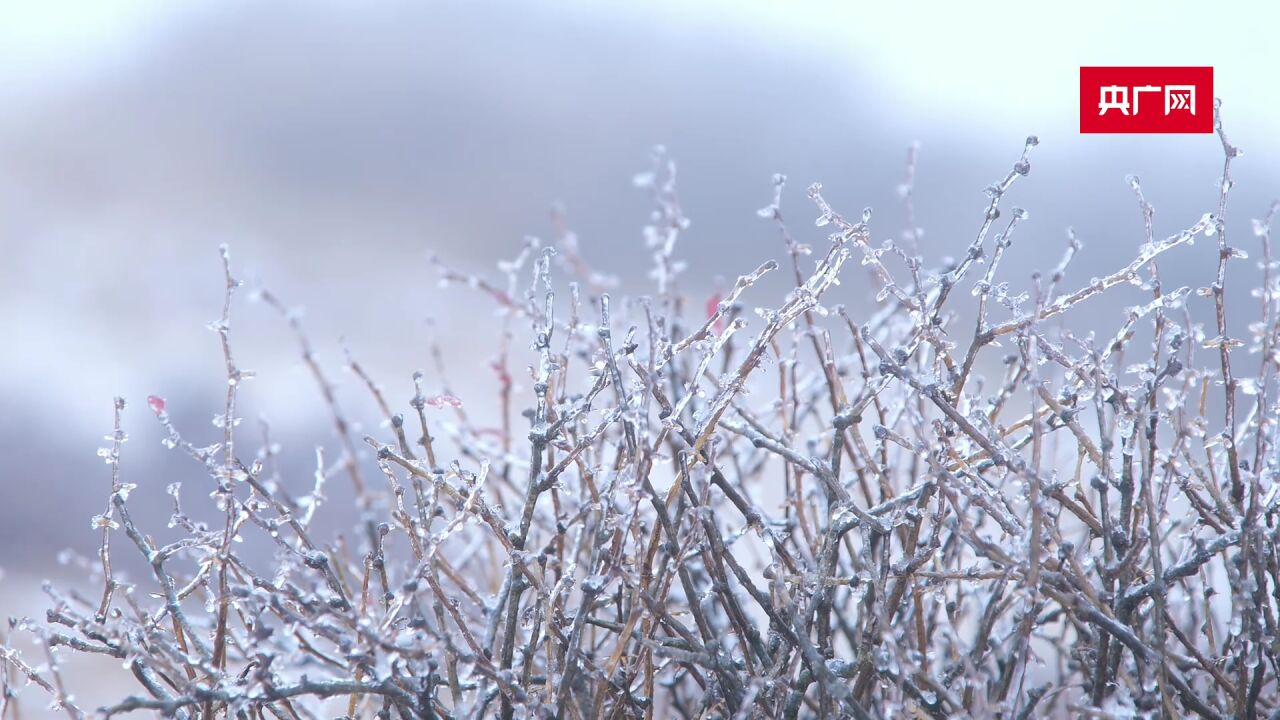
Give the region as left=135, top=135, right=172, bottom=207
left=1080, top=67, right=1213, bottom=133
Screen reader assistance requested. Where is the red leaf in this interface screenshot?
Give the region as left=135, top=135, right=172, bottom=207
left=147, top=395, right=167, bottom=415
left=425, top=394, right=464, bottom=409
left=490, top=359, right=512, bottom=390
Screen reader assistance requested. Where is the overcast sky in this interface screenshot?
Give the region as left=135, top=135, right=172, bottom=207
left=3, top=0, right=1277, bottom=142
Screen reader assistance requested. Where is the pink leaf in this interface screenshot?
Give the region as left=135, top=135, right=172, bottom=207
left=147, top=395, right=167, bottom=415
left=425, top=394, right=464, bottom=410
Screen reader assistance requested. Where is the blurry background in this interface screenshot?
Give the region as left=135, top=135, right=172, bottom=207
left=2, top=0, right=1279, bottom=713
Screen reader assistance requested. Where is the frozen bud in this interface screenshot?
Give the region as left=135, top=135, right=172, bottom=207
left=90, top=514, right=119, bottom=531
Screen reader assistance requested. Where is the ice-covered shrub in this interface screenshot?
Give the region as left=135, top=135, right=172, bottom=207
left=4, top=104, right=1278, bottom=719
